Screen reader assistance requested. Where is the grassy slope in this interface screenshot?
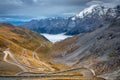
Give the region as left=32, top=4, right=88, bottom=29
left=0, top=24, right=55, bottom=75
left=0, top=24, right=52, bottom=54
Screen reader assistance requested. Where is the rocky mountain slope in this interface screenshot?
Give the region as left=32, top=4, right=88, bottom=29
left=52, top=5, right=120, bottom=80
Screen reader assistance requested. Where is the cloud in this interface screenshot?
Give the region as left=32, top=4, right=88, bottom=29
left=41, top=33, right=72, bottom=43
left=0, top=0, right=119, bottom=19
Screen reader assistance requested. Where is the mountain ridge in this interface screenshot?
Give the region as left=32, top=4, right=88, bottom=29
left=21, top=5, right=119, bottom=35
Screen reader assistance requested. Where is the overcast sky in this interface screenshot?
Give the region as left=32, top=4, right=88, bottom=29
left=0, top=0, right=120, bottom=21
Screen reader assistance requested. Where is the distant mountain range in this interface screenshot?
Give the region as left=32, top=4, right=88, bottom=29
left=22, top=5, right=119, bottom=35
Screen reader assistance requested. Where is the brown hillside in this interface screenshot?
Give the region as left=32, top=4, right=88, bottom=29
left=0, top=23, right=55, bottom=75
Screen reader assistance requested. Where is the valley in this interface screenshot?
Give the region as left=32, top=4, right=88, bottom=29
left=0, top=23, right=105, bottom=80
left=0, top=3, right=120, bottom=80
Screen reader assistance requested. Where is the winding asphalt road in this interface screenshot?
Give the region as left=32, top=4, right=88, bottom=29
left=2, top=48, right=96, bottom=79
left=3, top=48, right=54, bottom=72
left=3, top=48, right=28, bottom=72
left=16, top=67, right=96, bottom=79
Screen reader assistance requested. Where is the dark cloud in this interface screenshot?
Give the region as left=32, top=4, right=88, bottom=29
left=0, top=0, right=119, bottom=20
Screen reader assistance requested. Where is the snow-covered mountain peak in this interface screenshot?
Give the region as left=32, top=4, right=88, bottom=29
left=76, top=4, right=105, bottom=18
